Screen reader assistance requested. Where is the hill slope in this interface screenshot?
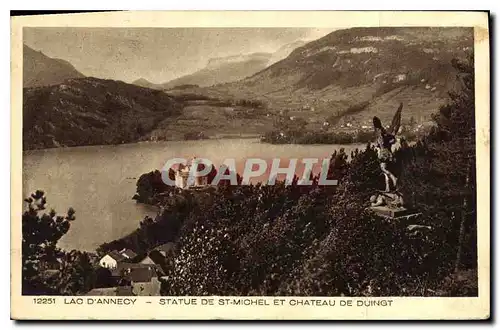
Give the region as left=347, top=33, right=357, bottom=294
left=23, top=77, right=183, bottom=149
left=202, top=27, right=473, bottom=126
left=23, top=45, right=85, bottom=88
left=268, top=40, right=307, bottom=65
left=162, top=52, right=273, bottom=89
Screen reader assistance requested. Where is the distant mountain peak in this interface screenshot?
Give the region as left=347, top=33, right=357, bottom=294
left=132, top=77, right=163, bottom=90
left=162, top=52, right=273, bottom=89
left=133, top=78, right=153, bottom=84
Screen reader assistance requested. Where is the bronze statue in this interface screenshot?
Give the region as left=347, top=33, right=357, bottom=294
left=370, top=191, right=405, bottom=208
left=373, top=102, right=403, bottom=192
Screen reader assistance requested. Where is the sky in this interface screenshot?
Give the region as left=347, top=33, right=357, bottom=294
left=23, top=27, right=336, bottom=84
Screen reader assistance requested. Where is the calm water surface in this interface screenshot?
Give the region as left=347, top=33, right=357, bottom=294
left=23, top=139, right=364, bottom=251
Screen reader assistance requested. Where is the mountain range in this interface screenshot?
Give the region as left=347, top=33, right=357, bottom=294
left=198, top=27, right=473, bottom=126
left=22, top=27, right=474, bottom=149
left=132, top=40, right=307, bottom=90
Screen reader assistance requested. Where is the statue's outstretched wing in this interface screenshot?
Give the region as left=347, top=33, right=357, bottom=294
left=388, top=102, right=403, bottom=135
left=373, top=116, right=384, bottom=132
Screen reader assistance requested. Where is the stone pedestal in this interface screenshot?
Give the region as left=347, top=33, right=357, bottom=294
left=368, top=206, right=422, bottom=221
left=369, top=206, right=411, bottom=218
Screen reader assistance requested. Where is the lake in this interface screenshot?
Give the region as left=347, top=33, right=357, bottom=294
left=22, top=139, right=365, bottom=251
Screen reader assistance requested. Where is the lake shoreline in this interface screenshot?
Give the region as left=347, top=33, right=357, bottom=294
left=23, top=134, right=379, bottom=153
left=23, top=139, right=366, bottom=251
left=22, top=135, right=265, bottom=152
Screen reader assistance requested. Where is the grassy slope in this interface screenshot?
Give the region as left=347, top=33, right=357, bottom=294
left=171, top=27, right=473, bottom=132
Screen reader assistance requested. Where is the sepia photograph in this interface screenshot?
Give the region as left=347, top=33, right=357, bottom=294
left=10, top=11, right=490, bottom=320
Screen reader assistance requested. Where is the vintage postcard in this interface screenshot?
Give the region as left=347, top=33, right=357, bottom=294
left=11, top=11, right=490, bottom=320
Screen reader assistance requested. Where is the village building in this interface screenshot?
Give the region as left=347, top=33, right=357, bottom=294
left=85, top=286, right=133, bottom=296
left=99, top=248, right=138, bottom=269
left=140, top=242, right=174, bottom=261
left=109, top=263, right=162, bottom=296
left=139, top=255, right=156, bottom=265
left=92, top=244, right=176, bottom=296
left=129, top=268, right=162, bottom=296
left=154, top=242, right=175, bottom=258
left=139, top=250, right=167, bottom=267
left=120, top=248, right=138, bottom=259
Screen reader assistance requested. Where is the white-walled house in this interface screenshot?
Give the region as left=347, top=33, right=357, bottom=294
left=99, top=248, right=138, bottom=269
left=99, top=252, right=123, bottom=269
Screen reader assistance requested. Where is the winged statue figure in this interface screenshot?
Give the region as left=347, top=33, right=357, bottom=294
left=373, top=102, right=403, bottom=192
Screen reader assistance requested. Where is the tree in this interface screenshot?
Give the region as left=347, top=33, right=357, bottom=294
left=22, top=190, right=95, bottom=295
left=22, top=190, right=74, bottom=294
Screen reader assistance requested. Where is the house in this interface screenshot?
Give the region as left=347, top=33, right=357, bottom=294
left=120, top=248, right=138, bottom=260
left=110, top=263, right=162, bottom=296
left=140, top=249, right=170, bottom=265
left=99, top=248, right=138, bottom=269
left=138, top=243, right=176, bottom=274
left=129, top=268, right=162, bottom=296
left=99, top=251, right=127, bottom=269
left=154, top=242, right=175, bottom=258
left=139, top=255, right=156, bottom=265
left=85, top=286, right=133, bottom=296
left=111, top=262, right=165, bottom=278
left=139, top=249, right=172, bottom=275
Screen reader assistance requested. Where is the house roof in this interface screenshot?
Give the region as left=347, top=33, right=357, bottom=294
left=119, top=248, right=138, bottom=259
left=85, top=286, right=133, bottom=296
left=115, top=286, right=134, bottom=296
left=148, top=250, right=167, bottom=264
left=154, top=242, right=175, bottom=254
left=132, top=281, right=161, bottom=296
left=140, top=256, right=156, bottom=264
left=111, top=262, right=161, bottom=280
left=106, top=251, right=127, bottom=262
left=110, top=262, right=148, bottom=276
left=103, top=248, right=138, bottom=262
left=139, top=251, right=169, bottom=275
left=128, top=267, right=157, bottom=283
